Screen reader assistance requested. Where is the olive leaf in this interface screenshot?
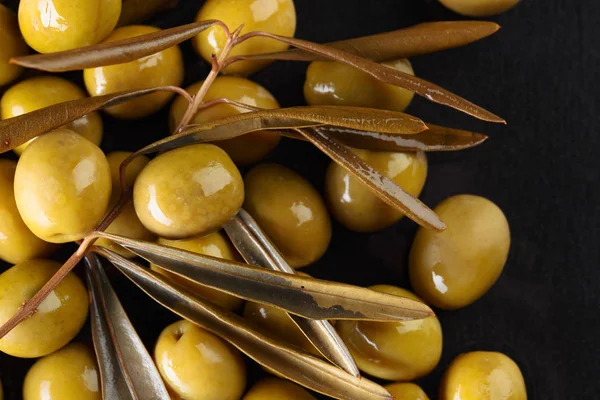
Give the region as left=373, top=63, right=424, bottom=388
left=118, top=0, right=179, bottom=26
left=224, top=210, right=360, bottom=377
left=97, top=248, right=393, bottom=400
left=10, top=20, right=219, bottom=72
left=247, top=21, right=500, bottom=62
left=84, top=255, right=170, bottom=400
left=92, top=232, right=433, bottom=322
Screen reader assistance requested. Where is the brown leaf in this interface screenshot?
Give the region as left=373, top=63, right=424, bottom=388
left=118, top=0, right=179, bottom=26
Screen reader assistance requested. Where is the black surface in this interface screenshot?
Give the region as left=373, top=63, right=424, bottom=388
left=1, top=1, right=599, bottom=399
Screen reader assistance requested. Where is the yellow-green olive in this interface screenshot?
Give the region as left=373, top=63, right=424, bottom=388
left=409, top=195, right=510, bottom=310
left=243, top=377, right=315, bottom=400
left=0, top=259, right=88, bottom=358
left=336, top=285, right=442, bottom=381
left=84, top=25, right=184, bottom=119
left=151, top=232, right=244, bottom=310
left=244, top=164, right=331, bottom=268
left=193, top=0, right=297, bottom=75
left=1, top=76, right=104, bottom=155
left=170, top=76, right=281, bottom=165
left=154, top=320, right=246, bottom=400
left=0, top=4, right=28, bottom=86
left=14, top=129, right=112, bottom=243
left=440, top=352, right=527, bottom=400
left=18, top=0, right=121, bottom=53
left=385, top=383, right=429, bottom=400
left=0, top=160, right=56, bottom=264
left=438, top=0, right=520, bottom=17
left=325, top=150, right=427, bottom=232
left=304, top=59, right=414, bottom=112
left=23, top=343, right=101, bottom=400
left=133, top=144, right=244, bottom=239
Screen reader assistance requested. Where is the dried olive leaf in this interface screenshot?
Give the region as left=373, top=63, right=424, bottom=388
left=92, top=232, right=433, bottom=322
left=10, top=20, right=219, bottom=72
left=98, top=248, right=393, bottom=400
left=84, top=255, right=169, bottom=400
left=118, top=0, right=179, bottom=26
left=254, top=21, right=500, bottom=62
left=224, top=211, right=360, bottom=377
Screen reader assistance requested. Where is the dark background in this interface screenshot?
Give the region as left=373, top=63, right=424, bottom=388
left=1, top=0, right=599, bottom=399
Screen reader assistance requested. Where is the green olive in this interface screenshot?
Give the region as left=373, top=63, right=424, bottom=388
left=154, top=320, right=246, bottom=400
left=151, top=232, right=244, bottom=310
left=243, top=377, right=316, bottom=400
left=170, top=76, right=281, bottom=165
left=304, top=59, right=414, bottom=112
left=193, top=0, right=297, bottom=75
left=1, top=76, right=104, bottom=155
left=18, top=0, right=121, bottom=53
left=336, top=285, right=442, bottom=381
left=384, top=383, right=429, bottom=400
left=409, top=195, right=510, bottom=310
left=440, top=352, right=527, bottom=400
left=325, top=150, right=427, bottom=232
left=0, top=160, right=57, bottom=264
left=133, top=144, right=244, bottom=239
left=0, top=4, right=28, bottom=86
left=14, top=129, right=112, bottom=243
left=244, top=164, right=331, bottom=269
left=0, top=259, right=88, bottom=358
left=84, top=25, right=184, bottom=119
left=23, top=343, right=101, bottom=400
left=438, top=0, right=520, bottom=17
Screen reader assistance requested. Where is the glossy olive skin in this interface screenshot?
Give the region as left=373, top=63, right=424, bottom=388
left=151, top=232, right=244, bottom=310
left=154, top=320, right=246, bottom=400
left=384, top=383, right=429, bottom=400
left=409, top=195, right=511, bottom=310
left=325, top=150, right=427, bottom=232
left=440, top=352, right=527, bottom=400
left=1, top=76, right=103, bottom=155
left=194, top=0, right=297, bottom=75
left=0, top=259, right=88, bottom=358
left=14, top=129, right=112, bottom=243
left=170, top=76, right=281, bottom=165
left=18, top=0, right=121, bottom=53
left=84, top=25, right=184, bottom=119
left=23, top=343, right=101, bottom=400
left=133, top=144, right=244, bottom=239
left=304, top=59, right=415, bottom=112
left=438, top=0, right=520, bottom=17
left=336, top=285, right=442, bottom=381
left=244, top=164, right=331, bottom=268
left=243, top=377, right=315, bottom=400
left=0, top=160, right=56, bottom=264
left=0, top=5, right=28, bottom=86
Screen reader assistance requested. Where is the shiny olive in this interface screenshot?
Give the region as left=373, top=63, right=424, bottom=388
left=440, top=352, right=527, bottom=400
left=151, top=232, right=244, bottom=310
left=243, top=377, right=316, bottom=400
left=0, top=259, right=88, bottom=358
left=0, top=160, right=56, bottom=264
left=385, top=383, right=430, bottom=400
left=438, top=0, right=520, bottom=17
left=170, top=76, right=281, bottom=165
left=154, top=320, right=246, bottom=400
left=18, top=0, right=121, bottom=53
left=304, top=59, right=415, bottom=112
left=0, top=4, right=28, bottom=86
left=244, top=164, right=331, bottom=268
left=325, top=150, right=427, bottom=232
left=193, top=0, right=297, bottom=75
left=133, top=144, right=244, bottom=239
left=84, top=25, right=184, bottom=119
left=336, top=285, right=442, bottom=381
left=409, top=195, right=510, bottom=310
left=1, top=75, right=103, bottom=155
left=14, top=129, right=112, bottom=243
left=23, top=343, right=101, bottom=400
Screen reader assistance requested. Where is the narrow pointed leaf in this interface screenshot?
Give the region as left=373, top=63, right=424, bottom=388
left=118, top=0, right=179, bottom=26
left=92, top=232, right=433, bottom=322
left=224, top=211, right=360, bottom=377
left=10, top=20, right=219, bottom=72
left=98, top=248, right=392, bottom=400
